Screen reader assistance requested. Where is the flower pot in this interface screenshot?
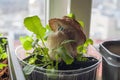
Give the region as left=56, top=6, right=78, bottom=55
left=0, top=37, right=15, bottom=80
left=16, top=45, right=102, bottom=80
left=99, top=40, right=120, bottom=80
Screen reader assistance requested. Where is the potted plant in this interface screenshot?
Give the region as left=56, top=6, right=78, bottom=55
left=0, top=35, right=15, bottom=80
left=99, top=40, right=120, bottom=80
left=16, top=14, right=101, bottom=80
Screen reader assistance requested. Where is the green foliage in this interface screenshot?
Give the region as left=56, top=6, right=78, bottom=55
left=20, top=15, right=94, bottom=75
left=76, top=54, right=88, bottom=61
left=24, top=16, right=46, bottom=39
left=55, top=46, right=74, bottom=65
left=20, top=36, right=33, bottom=50
left=0, top=37, right=8, bottom=70
left=78, top=20, right=84, bottom=28
left=67, top=13, right=76, bottom=19
left=0, top=38, right=7, bottom=60
left=77, top=38, right=93, bottom=54
left=67, top=13, right=85, bottom=28
left=0, top=63, right=7, bottom=69
left=28, top=57, right=36, bottom=64
left=0, top=52, right=7, bottom=60
left=77, top=38, right=93, bottom=61
left=45, top=24, right=51, bottom=31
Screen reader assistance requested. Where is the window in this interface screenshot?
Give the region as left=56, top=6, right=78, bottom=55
left=90, top=0, right=120, bottom=44
left=0, top=0, right=46, bottom=48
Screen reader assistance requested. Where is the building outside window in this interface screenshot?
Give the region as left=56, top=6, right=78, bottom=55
left=90, top=0, right=120, bottom=44
left=0, top=0, right=46, bottom=48
left=0, top=0, right=120, bottom=48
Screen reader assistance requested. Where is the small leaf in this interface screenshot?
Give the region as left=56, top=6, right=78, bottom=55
left=67, top=13, right=75, bottom=19
left=76, top=55, right=82, bottom=61
left=28, top=57, right=36, bottom=64
left=23, top=65, right=35, bottom=75
left=86, top=38, right=93, bottom=45
left=0, top=53, right=7, bottom=60
left=2, top=39, right=7, bottom=45
left=82, top=49, right=87, bottom=54
left=43, top=48, right=49, bottom=55
left=84, top=39, right=93, bottom=47
left=24, top=16, right=46, bottom=39
left=78, top=20, right=84, bottom=28
left=0, top=63, right=7, bottom=69
left=0, top=46, right=3, bottom=54
left=56, top=47, right=74, bottom=65
left=76, top=54, right=88, bottom=61
left=77, top=45, right=83, bottom=53
left=20, top=36, right=33, bottom=50
left=46, top=24, right=51, bottom=31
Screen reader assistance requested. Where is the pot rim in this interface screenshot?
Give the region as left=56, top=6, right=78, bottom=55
left=100, top=41, right=120, bottom=58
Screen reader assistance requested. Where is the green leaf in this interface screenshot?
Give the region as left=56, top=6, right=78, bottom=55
left=0, top=46, right=3, bottom=54
left=2, top=39, right=7, bottom=44
left=23, top=65, right=35, bottom=75
left=86, top=38, right=93, bottom=45
left=28, top=57, right=36, bottom=64
left=76, top=54, right=83, bottom=61
left=77, top=45, right=83, bottom=53
left=82, top=49, right=87, bottom=54
left=42, top=47, right=49, bottom=55
left=67, top=13, right=75, bottom=19
left=56, top=47, right=74, bottom=65
left=24, top=16, right=46, bottom=39
left=76, top=55, right=88, bottom=61
left=0, top=63, right=7, bottom=69
left=0, top=53, right=7, bottom=60
left=84, top=38, right=93, bottom=47
left=78, top=20, right=84, bottom=28
left=20, top=36, right=33, bottom=50
left=46, top=24, right=51, bottom=31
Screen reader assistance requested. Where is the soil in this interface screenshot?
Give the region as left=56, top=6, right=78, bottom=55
left=107, top=45, right=120, bottom=56
left=24, top=55, right=98, bottom=70
left=58, top=57, right=98, bottom=70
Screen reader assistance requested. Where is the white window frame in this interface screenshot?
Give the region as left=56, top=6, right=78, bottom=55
left=47, top=0, right=92, bottom=38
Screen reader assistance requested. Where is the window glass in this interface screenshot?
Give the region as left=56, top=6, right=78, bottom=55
left=90, top=0, right=120, bottom=44
left=0, top=0, right=46, bottom=48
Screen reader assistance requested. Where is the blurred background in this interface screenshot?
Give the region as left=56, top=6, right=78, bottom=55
left=0, top=0, right=46, bottom=48
left=90, top=0, right=120, bottom=44
left=0, top=0, right=120, bottom=48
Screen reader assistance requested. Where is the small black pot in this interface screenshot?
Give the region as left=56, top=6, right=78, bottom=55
left=16, top=47, right=102, bottom=80
left=99, top=40, right=120, bottom=80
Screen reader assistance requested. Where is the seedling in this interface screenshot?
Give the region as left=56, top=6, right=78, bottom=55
left=20, top=14, right=93, bottom=75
